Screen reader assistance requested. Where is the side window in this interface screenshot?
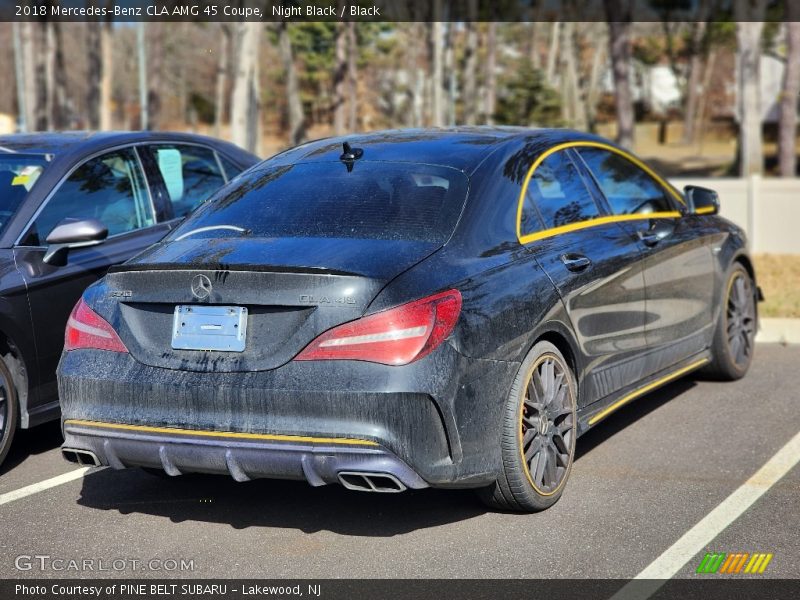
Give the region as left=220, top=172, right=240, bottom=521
left=22, top=148, right=153, bottom=246
left=145, top=144, right=226, bottom=218
left=519, top=190, right=544, bottom=236
left=527, top=150, right=601, bottom=230
left=578, top=148, right=673, bottom=215
left=218, top=154, right=244, bottom=180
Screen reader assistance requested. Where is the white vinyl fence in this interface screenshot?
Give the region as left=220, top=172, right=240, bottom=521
left=670, top=176, right=800, bottom=255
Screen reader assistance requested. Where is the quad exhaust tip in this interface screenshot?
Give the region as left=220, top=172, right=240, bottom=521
left=62, top=448, right=101, bottom=467
left=337, top=471, right=407, bottom=493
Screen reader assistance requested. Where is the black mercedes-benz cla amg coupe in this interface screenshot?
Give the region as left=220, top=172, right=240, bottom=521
left=0, top=132, right=258, bottom=468
left=57, top=128, right=758, bottom=512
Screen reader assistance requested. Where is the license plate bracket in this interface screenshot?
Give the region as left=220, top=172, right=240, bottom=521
left=171, top=305, right=247, bottom=352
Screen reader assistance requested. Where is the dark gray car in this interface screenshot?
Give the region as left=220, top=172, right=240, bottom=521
left=0, top=131, right=259, bottom=467
left=56, top=129, right=759, bottom=512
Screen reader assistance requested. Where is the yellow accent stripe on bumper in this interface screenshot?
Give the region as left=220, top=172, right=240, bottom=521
left=64, top=419, right=379, bottom=447
left=588, top=358, right=709, bottom=426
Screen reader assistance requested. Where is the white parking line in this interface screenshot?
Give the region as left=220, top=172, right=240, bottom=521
left=0, top=467, right=94, bottom=506
left=611, top=428, right=800, bottom=600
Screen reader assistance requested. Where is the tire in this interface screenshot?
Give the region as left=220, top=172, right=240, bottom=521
left=0, top=356, right=19, bottom=468
left=703, top=263, right=757, bottom=381
left=478, top=341, right=577, bottom=512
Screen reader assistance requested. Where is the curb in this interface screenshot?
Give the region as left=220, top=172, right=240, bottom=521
left=756, top=318, right=800, bottom=345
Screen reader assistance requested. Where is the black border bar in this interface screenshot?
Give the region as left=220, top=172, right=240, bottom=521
left=4, top=579, right=800, bottom=600
left=0, top=0, right=793, bottom=23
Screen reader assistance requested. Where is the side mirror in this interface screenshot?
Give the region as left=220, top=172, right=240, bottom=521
left=43, top=218, right=108, bottom=266
left=684, top=185, right=720, bottom=216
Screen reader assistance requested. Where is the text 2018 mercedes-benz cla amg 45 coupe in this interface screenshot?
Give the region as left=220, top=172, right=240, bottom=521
left=58, top=129, right=758, bottom=511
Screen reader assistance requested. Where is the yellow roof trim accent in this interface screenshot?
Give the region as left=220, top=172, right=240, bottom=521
left=588, top=357, right=709, bottom=426
left=516, top=140, right=685, bottom=245
left=64, top=419, right=379, bottom=447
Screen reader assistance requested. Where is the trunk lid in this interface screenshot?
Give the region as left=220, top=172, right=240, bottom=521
left=102, top=237, right=439, bottom=372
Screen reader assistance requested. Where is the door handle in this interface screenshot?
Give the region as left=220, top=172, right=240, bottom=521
left=637, top=230, right=661, bottom=247
left=560, top=253, right=591, bottom=272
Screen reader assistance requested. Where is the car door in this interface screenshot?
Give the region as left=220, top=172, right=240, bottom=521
left=576, top=147, right=716, bottom=373
left=520, top=148, right=649, bottom=406
left=14, top=146, right=172, bottom=407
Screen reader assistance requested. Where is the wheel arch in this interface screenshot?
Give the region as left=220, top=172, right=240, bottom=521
left=732, top=252, right=756, bottom=284
left=528, top=323, right=583, bottom=404
left=0, top=329, right=30, bottom=429
left=730, top=252, right=759, bottom=323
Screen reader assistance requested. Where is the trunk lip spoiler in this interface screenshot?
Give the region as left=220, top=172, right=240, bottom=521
left=107, top=263, right=362, bottom=277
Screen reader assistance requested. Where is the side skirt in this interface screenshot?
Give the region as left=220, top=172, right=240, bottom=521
left=23, top=399, right=61, bottom=429
left=576, top=352, right=711, bottom=436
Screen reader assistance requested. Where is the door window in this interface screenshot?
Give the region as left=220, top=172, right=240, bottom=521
left=144, top=144, right=226, bottom=218
left=526, top=150, right=601, bottom=230
left=21, top=148, right=153, bottom=246
left=218, top=154, right=244, bottom=180
left=577, top=148, right=673, bottom=215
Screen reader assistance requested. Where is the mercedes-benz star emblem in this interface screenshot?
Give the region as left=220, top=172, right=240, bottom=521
left=191, top=274, right=212, bottom=300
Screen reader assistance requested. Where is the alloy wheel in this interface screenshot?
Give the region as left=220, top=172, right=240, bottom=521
left=726, top=272, right=756, bottom=369
left=520, top=355, right=576, bottom=495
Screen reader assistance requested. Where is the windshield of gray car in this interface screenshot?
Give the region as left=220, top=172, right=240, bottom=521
left=168, top=161, right=470, bottom=244
left=0, top=154, right=49, bottom=237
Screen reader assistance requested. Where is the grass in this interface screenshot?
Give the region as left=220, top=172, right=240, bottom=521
left=753, top=254, right=800, bottom=318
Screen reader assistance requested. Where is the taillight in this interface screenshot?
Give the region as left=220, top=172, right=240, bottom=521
left=64, top=298, right=128, bottom=353
left=295, top=289, right=461, bottom=366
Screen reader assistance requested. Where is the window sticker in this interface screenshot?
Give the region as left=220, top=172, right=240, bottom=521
left=157, top=148, right=184, bottom=201
left=12, top=165, right=44, bottom=190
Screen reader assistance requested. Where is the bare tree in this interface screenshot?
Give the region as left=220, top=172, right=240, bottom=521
left=735, top=0, right=766, bottom=176
left=137, top=23, right=148, bottom=130
left=682, top=0, right=713, bottom=144
left=333, top=5, right=347, bottom=135
left=100, top=19, right=113, bottom=130
left=214, top=24, right=230, bottom=138
left=545, top=22, right=561, bottom=87
left=561, top=21, right=587, bottom=130
left=34, top=22, right=49, bottom=131
left=484, top=22, right=497, bottom=125
left=277, top=22, right=306, bottom=146
left=604, top=0, right=635, bottom=148
left=86, top=23, right=102, bottom=130
left=462, top=0, right=479, bottom=125
left=403, top=23, right=424, bottom=127
left=12, top=23, right=28, bottom=131
left=231, top=21, right=262, bottom=153
left=695, top=47, right=718, bottom=152
left=430, top=5, right=444, bottom=127
left=21, top=23, right=36, bottom=130
left=778, top=10, right=800, bottom=177
left=147, top=24, right=164, bottom=130
left=586, top=24, right=607, bottom=131
left=444, top=22, right=456, bottom=126
left=347, top=22, right=357, bottom=131
left=51, top=21, right=69, bottom=129
left=682, top=20, right=708, bottom=144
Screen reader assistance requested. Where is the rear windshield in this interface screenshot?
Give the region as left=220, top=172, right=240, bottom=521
left=0, top=154, right=49, bottom=236
left=169, top=161, right=469, bottom=243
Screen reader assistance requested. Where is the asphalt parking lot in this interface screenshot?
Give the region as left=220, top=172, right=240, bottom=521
left=1, top=344, right=798, bottom=580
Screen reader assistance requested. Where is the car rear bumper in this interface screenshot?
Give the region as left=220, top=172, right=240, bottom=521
left=58, top=349, right=517, bottom=489
left=62, top=419, right=428, bottom=491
